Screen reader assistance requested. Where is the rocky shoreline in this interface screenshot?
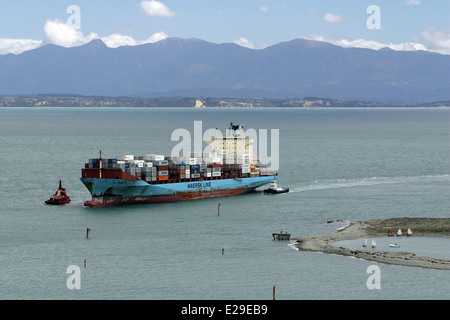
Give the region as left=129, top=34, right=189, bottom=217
left=293, top=218, right=450, bottom=270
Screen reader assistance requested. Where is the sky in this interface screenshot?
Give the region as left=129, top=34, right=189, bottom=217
left=0, top=0, right=449, bottom=55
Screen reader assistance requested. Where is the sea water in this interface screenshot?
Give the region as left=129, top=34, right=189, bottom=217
left=0, top=107, right=449, bottom=300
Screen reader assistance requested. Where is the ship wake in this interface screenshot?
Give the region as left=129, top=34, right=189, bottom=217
left=290, top=174, right=450, bottom=193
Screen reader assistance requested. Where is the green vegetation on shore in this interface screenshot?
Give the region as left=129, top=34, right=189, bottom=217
left=1, top=95, right=449, bottom=108
left=363, top=218, right=450, bottom=237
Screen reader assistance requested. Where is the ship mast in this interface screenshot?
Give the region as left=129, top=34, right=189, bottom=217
left=99, top=150, right=102, bottom=179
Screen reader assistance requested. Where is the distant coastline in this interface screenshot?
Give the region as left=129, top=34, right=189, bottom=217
left=0, top=95, right=449, bottom=108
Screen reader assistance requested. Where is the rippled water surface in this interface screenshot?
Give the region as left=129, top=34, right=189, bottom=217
left=0, top=107, right=449, bottom=299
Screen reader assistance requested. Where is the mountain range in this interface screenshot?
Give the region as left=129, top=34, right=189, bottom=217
left=0, top=37, right=449, bottom=102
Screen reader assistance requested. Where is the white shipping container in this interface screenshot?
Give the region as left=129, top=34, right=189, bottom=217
left=152, top=160, right=169, bottom=166
left=123, top=155, right=134, bottom=161
left=189, top=152, right=203, bottom=158
left=212, top=171, right=221, bottom=177
left=144, top=154, right=164, bottom=161
left=214, top=149, right=227, bottom=155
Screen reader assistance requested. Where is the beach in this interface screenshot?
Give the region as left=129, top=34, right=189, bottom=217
left=294, top=218, right=450, bottom=270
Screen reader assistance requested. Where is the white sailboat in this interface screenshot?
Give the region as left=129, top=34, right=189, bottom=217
left=371, top=240, right=376, bottom=248
left=406, top=228, right=412, bottom=237
left=397, top=229, right=402, bottom=237
left=363, top=239, right=367, bottom=247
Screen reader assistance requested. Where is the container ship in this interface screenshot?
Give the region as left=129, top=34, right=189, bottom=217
left=81, top=123, right=277, bottom=207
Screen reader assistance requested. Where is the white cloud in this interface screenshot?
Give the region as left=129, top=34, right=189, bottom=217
left=259, top=4, right=285, bottom=12
left=43, top=19, right=99, bottom=47
left=312, top=35, right=428, bottom=52
left=323, top=13, right=347, bottom=23
left=406, top=0, right=421, bottom=5
left=311, top=27, right=450, bottom=55
left=140, top=0, right=176, bottom=18
left=102, top=32, right=168, bottom=48
left=43, top=18, right=169, bottom=50
left=233, top=37, right=256, bottom=49
left=0, top=38, right=42, bottom=55
left=419, top=29, right=450, bottom=55
left=0, top=17, right=169, bottom=55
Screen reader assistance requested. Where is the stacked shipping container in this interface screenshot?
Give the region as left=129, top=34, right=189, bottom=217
left=84, top=151, right=261, bottom=183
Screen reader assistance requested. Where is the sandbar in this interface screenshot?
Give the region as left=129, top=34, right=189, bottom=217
left=293, top=218, right=450, bottom=270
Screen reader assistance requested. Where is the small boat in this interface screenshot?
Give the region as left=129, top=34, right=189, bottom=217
left=45, top=180, right=71, bottom=205
left=388, top=232, right=396, bottom=237
left=389, top=243, right=400, bottom=248
left=406, top=228, right=412, bottom=237
left=363, top=239, right=367, bottom=247
left=263, top=180, right=289, bottom=194
left=371, top=240, right=376, bottom=248
left=396, top=229, right=402, bottom=237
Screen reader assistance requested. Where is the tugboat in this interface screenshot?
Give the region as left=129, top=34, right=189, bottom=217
left=263, top=180, right=289, bottom=194
left=45, top=180, right=71, bottom=205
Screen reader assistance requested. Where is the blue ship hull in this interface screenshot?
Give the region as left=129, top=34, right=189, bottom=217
left=81, top=175, right=276, bottom=207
